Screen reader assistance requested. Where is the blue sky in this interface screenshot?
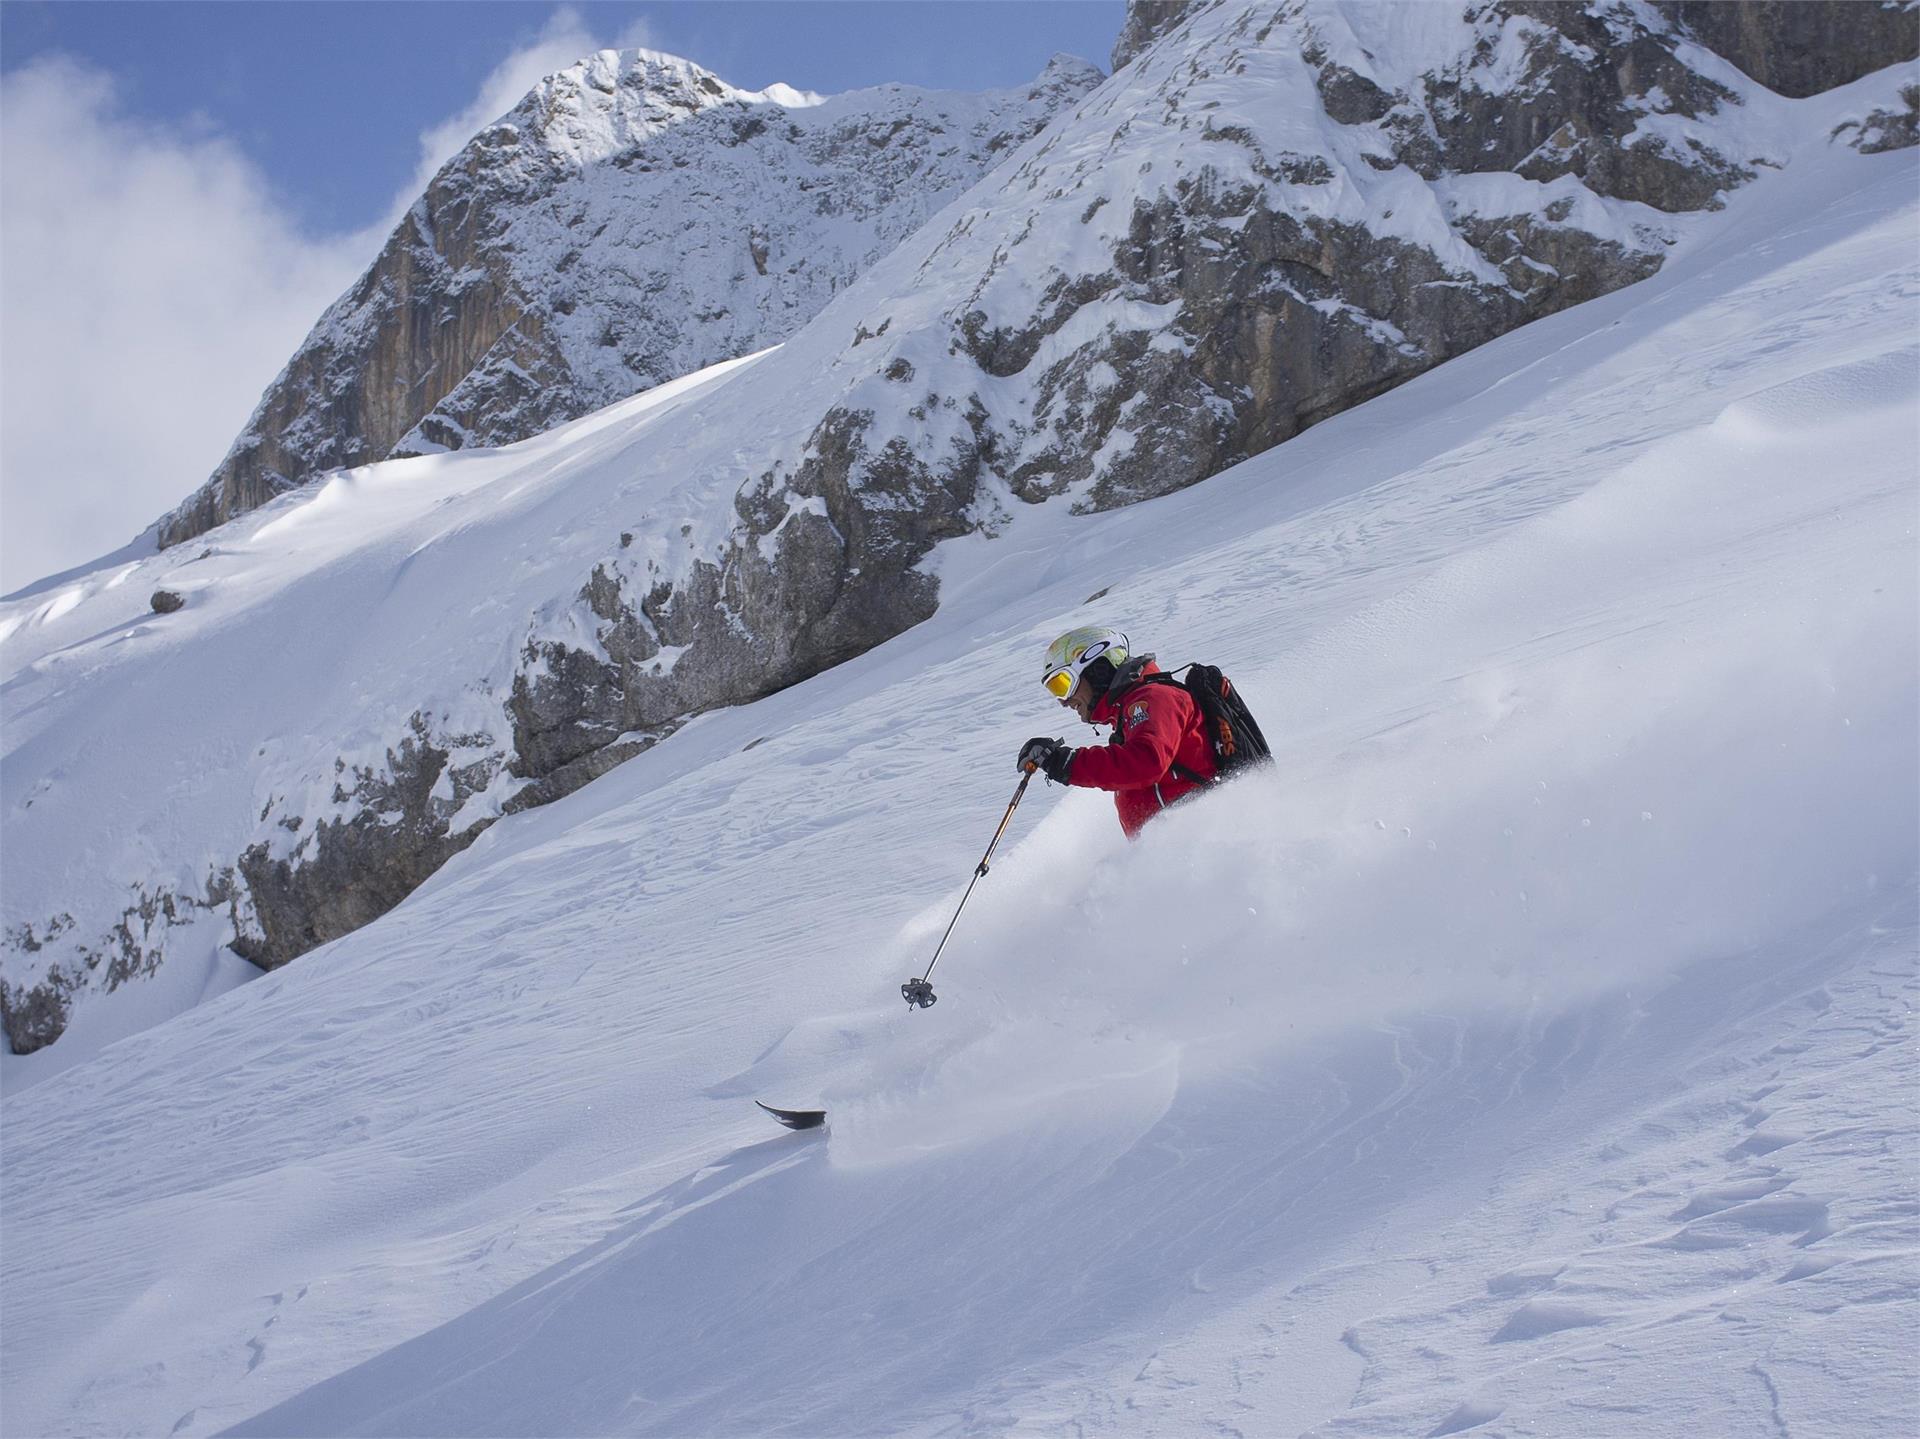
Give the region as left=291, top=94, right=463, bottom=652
left=0, top=2, right=1124, bottom=234
left=0, top=1, right=1126, bottom=593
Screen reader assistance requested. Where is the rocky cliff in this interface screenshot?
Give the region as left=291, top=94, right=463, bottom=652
left=1656, top=0, right=1918, bottom=99
left=8, top=0, right=1916, bottom=1056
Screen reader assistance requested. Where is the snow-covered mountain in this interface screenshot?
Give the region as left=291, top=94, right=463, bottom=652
left=163, top=0, right=1919, bottom=559
left=3, top=2, right=1916, bottom=1061
left=155, top=48, right=1106, bottom=549
left=2, top=59, right=1914, bottom=1433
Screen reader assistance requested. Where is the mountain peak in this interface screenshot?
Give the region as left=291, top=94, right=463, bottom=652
left=1037, top=51, right=1105, bottom=83
left=1029, top=51, right=1107, bottom=102
left=503, top=47, right=815, bottom=171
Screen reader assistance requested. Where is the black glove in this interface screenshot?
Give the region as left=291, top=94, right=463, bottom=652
left=1018, top=736, right=1075, bottom=784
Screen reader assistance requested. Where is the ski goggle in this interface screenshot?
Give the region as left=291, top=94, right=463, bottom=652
left=1043, top=667, right=1076, bottom=699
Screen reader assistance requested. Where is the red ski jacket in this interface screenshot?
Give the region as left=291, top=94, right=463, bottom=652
left=1066, top=663, right=1218, bottom=838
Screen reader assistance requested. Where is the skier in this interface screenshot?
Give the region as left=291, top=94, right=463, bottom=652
left=1018, top=626, right=1219, bottom=839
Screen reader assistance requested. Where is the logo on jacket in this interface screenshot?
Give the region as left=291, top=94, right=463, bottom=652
left=1126, top=700, right=1150, bottom=729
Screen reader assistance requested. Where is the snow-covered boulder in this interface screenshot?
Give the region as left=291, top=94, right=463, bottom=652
left=1836, top=80, right=1920, bottom=153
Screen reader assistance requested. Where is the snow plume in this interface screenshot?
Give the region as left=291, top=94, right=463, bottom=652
left=838, top=551, right=1914, bottom=1160
left=827, top=337, right=1920, bottom=1166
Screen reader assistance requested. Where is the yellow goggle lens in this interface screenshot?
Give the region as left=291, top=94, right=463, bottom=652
left=1043, top=668, right=1075, bottom=699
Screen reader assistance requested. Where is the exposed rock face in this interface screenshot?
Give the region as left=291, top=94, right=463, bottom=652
left=11, top=1, right=1910, bottom=1055
left=1656, top=0, right=1920, bottom=99
left=2, top=875, right=240, bottom=1054
left=1424, top=1, right=1751, bottom=212
left=234, top=713, right=506, bottom=966
left=0, top=974, right=66, bottom=1054
left=155, top=51, right=1102, bottom=550
left=1112, top=0, right=1212, bottom=70
left=1837, top=81, right=1920, bottom=152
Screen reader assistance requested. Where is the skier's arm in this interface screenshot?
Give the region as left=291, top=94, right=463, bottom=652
left=1064, top=698, right=1182, bottom=791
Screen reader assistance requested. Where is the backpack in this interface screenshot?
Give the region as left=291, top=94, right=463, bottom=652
left=1143, top=663, right=1271, bottom=782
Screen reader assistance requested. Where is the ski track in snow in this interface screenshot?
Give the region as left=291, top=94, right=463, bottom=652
left=3, top=104, right=1917, bottom=1439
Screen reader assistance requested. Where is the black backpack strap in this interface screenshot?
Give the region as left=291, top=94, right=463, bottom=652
left=1120, top=671, right=1222, bottom=785
left=1150, top=672, right=1216, bottom=785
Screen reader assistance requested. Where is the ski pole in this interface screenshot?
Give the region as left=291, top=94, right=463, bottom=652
left=900, top=764, right=1037, bottom=1010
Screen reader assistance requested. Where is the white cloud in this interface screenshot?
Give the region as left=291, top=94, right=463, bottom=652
left=0, top=58, right=368, bottom=593
left=0, top=8, right=652, bottom=596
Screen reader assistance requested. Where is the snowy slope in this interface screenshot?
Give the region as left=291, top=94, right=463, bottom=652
left=3, top=111, right=1915, bottom=1437
left=9, top=3, right=1904, bottom=1065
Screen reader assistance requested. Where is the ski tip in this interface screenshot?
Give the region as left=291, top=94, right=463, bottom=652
left=756, top=1100, right=827, bottom=1130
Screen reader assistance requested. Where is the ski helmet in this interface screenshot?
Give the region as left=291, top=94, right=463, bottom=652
left=1042, top=626, right=1129, bottom=699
